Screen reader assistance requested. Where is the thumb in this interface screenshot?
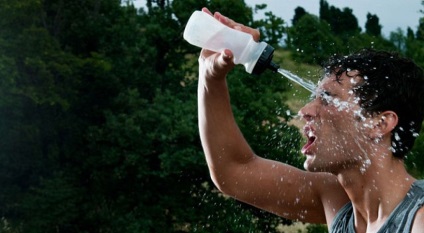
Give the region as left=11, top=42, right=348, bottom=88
left=216, top=49, right=235, bottom=72
left=199, top=49, right=236, bottom=80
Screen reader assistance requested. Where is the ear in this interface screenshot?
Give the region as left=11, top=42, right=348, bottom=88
left=369, top=111, right=398, bottom=139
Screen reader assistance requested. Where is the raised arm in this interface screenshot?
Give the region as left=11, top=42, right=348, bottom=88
left=197, top=8, right=349, bottom=224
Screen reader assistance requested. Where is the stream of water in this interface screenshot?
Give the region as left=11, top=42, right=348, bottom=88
left=277, top=68, right=316, bottom=93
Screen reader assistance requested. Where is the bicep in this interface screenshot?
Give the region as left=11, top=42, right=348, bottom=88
left=218, top=156, right=348, bottom=224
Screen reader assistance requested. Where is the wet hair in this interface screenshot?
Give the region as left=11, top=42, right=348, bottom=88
left=322, top=48, right=424, bottom=158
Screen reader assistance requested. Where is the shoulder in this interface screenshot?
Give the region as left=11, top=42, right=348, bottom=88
left=314, top=173, right=350, bottom=224
left=329, top=202, right=352, bottom=233
left=411, top=180, right=424, bottom=233
left=411, top=206, right=424, bottom=233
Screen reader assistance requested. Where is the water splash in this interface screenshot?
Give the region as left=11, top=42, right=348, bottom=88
left=277, top=68, right=316, bottom=93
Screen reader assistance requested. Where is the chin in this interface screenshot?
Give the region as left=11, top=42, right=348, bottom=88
left=303, top=156, right=333, bottom=173
left=303, top=156, right=319, bottom=172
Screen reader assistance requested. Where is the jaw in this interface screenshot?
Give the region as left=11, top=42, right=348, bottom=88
left=304, top=155, right=342, bottom=174
left=303, top=154, right=317, bottom=172
left=303, top=154, right=333, bottom=173
left=303, top=150, right=373, bottom=175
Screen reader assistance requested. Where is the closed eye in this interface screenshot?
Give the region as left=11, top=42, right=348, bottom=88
left=319, top=91, right=334, bottom=105
left=309, top=91, right=334, bottom=105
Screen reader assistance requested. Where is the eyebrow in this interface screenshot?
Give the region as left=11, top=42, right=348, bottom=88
left=309, top=89, right=334, bottom=101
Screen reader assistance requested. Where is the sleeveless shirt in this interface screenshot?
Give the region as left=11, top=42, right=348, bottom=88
left=330, top=180, right=424, bottom=233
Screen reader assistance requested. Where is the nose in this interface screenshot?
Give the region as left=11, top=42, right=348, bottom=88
left=298, top=100, right=318, bottom=122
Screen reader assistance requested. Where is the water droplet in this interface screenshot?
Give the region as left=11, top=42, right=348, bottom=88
left=394, top=132, right=401, bottom=141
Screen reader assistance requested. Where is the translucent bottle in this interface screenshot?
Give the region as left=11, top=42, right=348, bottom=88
left=183, top=10, right=279, bottom=75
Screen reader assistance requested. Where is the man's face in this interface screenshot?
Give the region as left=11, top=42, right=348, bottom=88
left=299, top=71, right=374, bottom=174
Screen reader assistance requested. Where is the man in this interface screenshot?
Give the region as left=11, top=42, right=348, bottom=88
left=197, top=8, right=424, bottom=232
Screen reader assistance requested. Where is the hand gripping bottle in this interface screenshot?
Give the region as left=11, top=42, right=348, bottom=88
left=183, top=10, right=280, bottom=75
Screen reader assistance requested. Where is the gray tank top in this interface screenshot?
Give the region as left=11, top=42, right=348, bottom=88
left=330, top=180, right=424, bottom=233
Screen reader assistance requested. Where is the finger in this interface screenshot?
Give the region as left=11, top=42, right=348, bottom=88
left=213, top=12, right=260, bottom=42
left=200, top=49, right=234, bottom=66
left=215, top=49, right=235, bottom=73
left=221, top=49, right=234, bottom=65
left=199, top=49, right=235, bottom=77
left=201, top=7, right=212, bottom=16
left=213, top=12, right=230, bottom=25
left=234, top=25, right=260, bottom=42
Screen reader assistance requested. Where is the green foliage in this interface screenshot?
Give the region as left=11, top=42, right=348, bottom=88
left=319, top=0, right=360, bottom=38
left=390, top=28, right=407, bottom=51
left=288, top=14, right=342, bottom=64
left=0, top=0, right=298, bottom=232
left=405, top=37, right=424, bottom=68
left=307, top=224, right=328, bottom=233
left=365, top=13, right=382, bottom=36
left=288, top=1, right=398, bottom=64
left=345, top=33, right=397, bottom=53
left=20, top=173, right=82, bottom=231
left=172, top=0, right=208, bottom=22
left=416, top=17, right=424, bottom=41
left=405, top=123, right=424, bottom=178
left=252, top=5, right=286, bottom=48
left=292, top=7, right=308, bottom=25
left=207, top=0, right=253, bottom=25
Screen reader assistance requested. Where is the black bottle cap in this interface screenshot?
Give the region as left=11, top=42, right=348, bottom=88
left=251, top=44, right=280, bottom=75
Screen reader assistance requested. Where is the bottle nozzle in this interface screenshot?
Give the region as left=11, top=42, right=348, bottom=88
left=251, top=44, right=279, bottom=75
left=268, top=61, right=280, bottom=73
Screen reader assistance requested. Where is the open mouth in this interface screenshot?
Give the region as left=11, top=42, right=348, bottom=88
left=302, top=127, right=316, bottom=154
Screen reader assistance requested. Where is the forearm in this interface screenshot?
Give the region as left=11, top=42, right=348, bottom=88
left=198, top=72, right=254, bottom=185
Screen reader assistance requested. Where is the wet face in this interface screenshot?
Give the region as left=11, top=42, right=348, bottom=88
left=299, top=71, right=374, bottom=174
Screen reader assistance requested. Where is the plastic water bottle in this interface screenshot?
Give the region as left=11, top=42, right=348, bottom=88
left=183, top=10, right=279, bottom=75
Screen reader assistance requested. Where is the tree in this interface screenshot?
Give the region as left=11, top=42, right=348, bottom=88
left=288, top=14, right=342, bottom=64
left=319, top=0, right=361, bottom=37
left=365, top=13, right=382, bottom=37
left=416, top=17, right=424, bottom=41
left=319, top=0, right=330, bottom=25
left=252, top=4, right=286, bottom=48
left=405, top=2, right=424, bottom=67
left=407, top=27, right=416, bottom=39
left=292, top=7, right=307, bottom=26
left=0, top=0, right=303, bottom=232
left=405, top=122, right=424, bottom=178
left=390, top=28, right=406, bottom=51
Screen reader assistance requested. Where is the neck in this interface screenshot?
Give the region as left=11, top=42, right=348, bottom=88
left=337, top=155, right=415, bottom=232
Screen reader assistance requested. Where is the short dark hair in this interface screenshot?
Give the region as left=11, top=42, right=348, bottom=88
left=322, top=48, right=424, bottom=158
